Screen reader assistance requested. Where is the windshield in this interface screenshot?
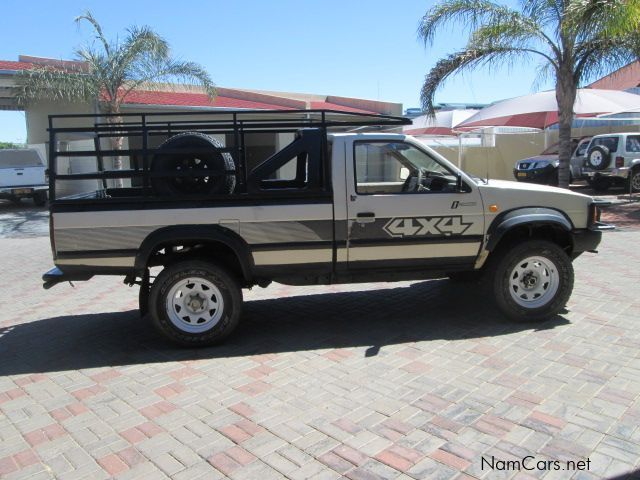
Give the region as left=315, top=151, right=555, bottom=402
left=540, top=143, right=559, bottom=155
left=384, top=142, right=456, bottom=176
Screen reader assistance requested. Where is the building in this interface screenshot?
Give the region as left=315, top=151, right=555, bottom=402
left=587, top=60, right=640, bottom=92
left=0, top=55, right=402, bottom=157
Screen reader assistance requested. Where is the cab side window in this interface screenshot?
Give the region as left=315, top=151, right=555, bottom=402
left=354, top=141, right=457, bottom=195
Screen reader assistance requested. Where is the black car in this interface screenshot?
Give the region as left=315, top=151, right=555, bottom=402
left=513, top=138, right=589, bottom=185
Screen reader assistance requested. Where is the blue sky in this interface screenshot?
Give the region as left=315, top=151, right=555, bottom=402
left=0, top=0, right=558, bottom=143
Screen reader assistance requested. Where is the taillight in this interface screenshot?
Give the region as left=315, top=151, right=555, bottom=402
left=616, top=156, right=624, bottom=168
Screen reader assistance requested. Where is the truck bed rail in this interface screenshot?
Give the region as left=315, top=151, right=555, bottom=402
left=48, top=109, right=410, bottom=204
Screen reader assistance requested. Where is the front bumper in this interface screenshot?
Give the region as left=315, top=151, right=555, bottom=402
left=572, top=222, right=614, bottom=256
left=513, top=166, right=556, bottom=184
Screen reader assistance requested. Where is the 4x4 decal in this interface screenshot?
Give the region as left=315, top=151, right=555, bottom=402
left=383, top=216, right=473, bottom=238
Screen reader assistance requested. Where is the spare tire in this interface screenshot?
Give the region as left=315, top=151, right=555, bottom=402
left=151, top=132, right=236, bottom=196
left=586, top=145, right=611, bottom=170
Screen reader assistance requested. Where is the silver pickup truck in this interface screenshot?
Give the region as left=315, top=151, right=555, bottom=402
left=42, top=110, right=610, bottom=346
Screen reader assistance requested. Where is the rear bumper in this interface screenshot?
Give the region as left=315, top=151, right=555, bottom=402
left=42, top=267, right=93, bottom=289
left=583, top=167, right=630, bottom=179
left=0, top=185, right=48, bottom=198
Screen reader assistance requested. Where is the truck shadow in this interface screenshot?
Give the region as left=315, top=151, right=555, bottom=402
left=0, top=280, right=569, bottom=376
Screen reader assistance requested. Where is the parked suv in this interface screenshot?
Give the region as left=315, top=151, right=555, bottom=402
left=513, top=137, right=590, bottom=185
left=583, top=133, right=640, bottom=192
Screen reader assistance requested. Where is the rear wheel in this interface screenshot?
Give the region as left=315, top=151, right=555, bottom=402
left=148, top=260, right=242, bottom=346
left=587, top=177, right=611, bottom=192
left=488, top=240, right=574, bottom=322
left=627, top=168, right=640, bottom=193
left=33, top=191, right=47, bottom=207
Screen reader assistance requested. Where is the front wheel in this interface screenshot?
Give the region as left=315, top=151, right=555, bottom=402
left=149, top=260, right=243, bottom=346
left=489, top=240, right=574, bottom=322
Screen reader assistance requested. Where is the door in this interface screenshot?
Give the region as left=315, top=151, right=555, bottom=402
left=346, top=139, right=485, bottom=271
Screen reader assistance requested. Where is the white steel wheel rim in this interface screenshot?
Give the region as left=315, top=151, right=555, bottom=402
left=166, top=277, right=224, bottom=333
left=590, top=151, right=602, bottom=167
left=631, top=172, right=640, bottom=191
left=508, top=256, right=559, bottom=309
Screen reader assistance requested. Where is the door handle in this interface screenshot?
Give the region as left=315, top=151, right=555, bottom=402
left=356, top=212, right=376, bottom=224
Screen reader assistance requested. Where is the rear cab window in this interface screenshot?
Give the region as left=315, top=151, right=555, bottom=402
left=591, top=136, right=619, bottom=152
left=625, top=135, right=640, bottom=153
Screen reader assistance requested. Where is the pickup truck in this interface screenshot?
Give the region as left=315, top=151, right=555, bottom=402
left=42, top=110, right=610, bottom=346
left=0, top=148, right=48, bottom=206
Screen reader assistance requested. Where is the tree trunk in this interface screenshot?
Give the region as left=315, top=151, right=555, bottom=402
left=555, top=66, right=577, bottom=189
left=104, top=105, right=124, bottom=189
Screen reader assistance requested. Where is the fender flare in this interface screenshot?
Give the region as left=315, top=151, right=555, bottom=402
left=134, top=225, right=254, bottom=282
left=485, top=207, right=573, bottom=252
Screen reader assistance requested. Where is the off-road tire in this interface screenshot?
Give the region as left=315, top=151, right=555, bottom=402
left=626, top=168, right=640, bottom=193
left=587, top=177, right=611, bottom=192
left=148, top=260, right=242, bottom=346
left=486, top=240, right=574, bottom=322
left=151, top=132, right=236, bottom=196
left=33, top=191, right=47, bottom=207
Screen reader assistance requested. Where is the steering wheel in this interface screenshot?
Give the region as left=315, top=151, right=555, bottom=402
left=401, top=168, right=424, bottom=192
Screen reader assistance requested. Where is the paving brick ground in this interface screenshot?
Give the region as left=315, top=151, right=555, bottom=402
left=0, top=203, right=639, bottom=479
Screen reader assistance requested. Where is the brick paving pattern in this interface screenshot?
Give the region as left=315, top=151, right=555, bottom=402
left=0, top=204, right=639, bottom=479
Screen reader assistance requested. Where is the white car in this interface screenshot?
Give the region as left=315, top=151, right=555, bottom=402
left=582, top=133, right=640, bottom=192
left=0, top=149, right=48, bottom=205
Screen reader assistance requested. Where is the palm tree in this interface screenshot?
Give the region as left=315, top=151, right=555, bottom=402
left=16, top=11, right=215, bottom=185
left=419, top=0, right=639, bottom=187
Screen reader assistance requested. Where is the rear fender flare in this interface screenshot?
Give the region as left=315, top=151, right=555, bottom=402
left=134, top=225, right=254, bottom=282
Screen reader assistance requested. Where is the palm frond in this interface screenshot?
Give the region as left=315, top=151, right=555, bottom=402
left=468, top=15, right=559, bottom=61
left=123, top=59, right=215, bottom=100
left=574, top=34, right=640, bottom=84
left=520, top=0, right=562, bottom=27
left=418, top=0, right=521, bottom=45
left=14, top=66, right=98, bottom=107
left=420, top=46, right=533, bottom=115
left=75, top=11, right=111, bottom=56
left=567, top=0, right=640, bottom=38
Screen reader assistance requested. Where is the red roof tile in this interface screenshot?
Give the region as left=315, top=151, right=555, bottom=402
left=310, top=101, right=376, bottom=114
left=0, top=60, right=37, bottom=71
left=122, top=90, right=292, bottom=110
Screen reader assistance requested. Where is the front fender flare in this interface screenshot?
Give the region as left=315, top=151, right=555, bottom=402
left=485, top=207, right=573, bottom=252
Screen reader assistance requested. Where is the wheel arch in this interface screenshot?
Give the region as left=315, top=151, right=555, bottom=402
left=134, top=225, right=254, bottom=283
left=485, top=207, right=574, bottom=254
